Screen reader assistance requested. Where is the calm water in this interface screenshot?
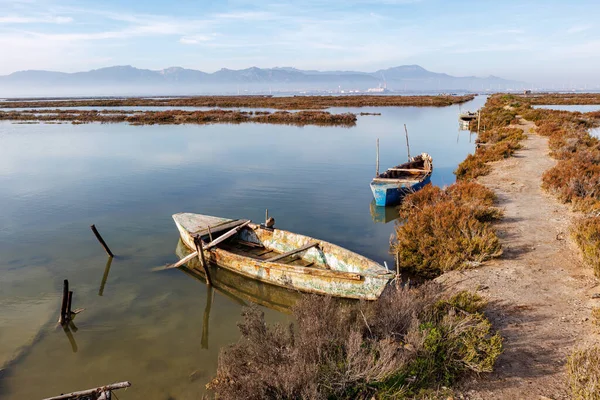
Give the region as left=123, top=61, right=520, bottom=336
left=0, top=95, right=486, bottom=399
left=532, top=105, right=600, bottom=138
left=533, top=104, right=600, bottom=112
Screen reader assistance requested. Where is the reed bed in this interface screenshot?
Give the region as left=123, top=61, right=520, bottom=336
left=0, top=94, right=475, bottom=110
left=210, top=284, right=501, bottom=399
left=0, top=109, right=358, bottom=127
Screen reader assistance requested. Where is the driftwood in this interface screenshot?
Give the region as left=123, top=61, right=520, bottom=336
left=266, top=242, right=318, bottom=263
left=42, top=381, right=131, bottom=400
left=90, top=224, right=114, bottom=257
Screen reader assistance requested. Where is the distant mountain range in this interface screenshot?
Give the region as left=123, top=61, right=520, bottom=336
left=0, top=64, right=524, bottom=97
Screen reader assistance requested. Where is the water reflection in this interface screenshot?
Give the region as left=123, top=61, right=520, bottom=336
left=369, top=200, right=401, bottom=224
left=175, top=239, right=301, bottom=316
left=98, top=256, right=113, bottom=296
left=0, top=95, right=489, bottom=399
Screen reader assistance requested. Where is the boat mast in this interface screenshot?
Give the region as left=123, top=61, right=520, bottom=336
left=376, top=138, right=380, bottom=177
left=404, top=124, right=411, bottom=161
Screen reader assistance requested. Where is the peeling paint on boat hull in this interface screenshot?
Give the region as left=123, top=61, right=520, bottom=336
left=174, top=217, right=393, bottom=300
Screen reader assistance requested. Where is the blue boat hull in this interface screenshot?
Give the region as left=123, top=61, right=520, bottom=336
left=370, top=175, right=431, bottom=206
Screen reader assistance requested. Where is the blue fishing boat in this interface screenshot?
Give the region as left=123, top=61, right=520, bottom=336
left=370, top=153, right=433, bottom=206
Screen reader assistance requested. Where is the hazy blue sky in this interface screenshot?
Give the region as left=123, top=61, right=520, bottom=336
left=0, top=0, right=598, bottom=85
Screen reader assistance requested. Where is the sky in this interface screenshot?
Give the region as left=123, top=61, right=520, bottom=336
left=0, top=0, right=598, bottom=86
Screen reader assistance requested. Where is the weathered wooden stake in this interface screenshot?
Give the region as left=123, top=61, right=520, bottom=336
left=207, top=225, right=213, bottom=242
left=376, top=138, right=380, bottom=176
left=195, top=238, right=213, bottom=286
left=404, top=124, right=411, bottom=161
left=265, top=208, right=269, bottom=224
left=59, top=279, right=69, bottom=325
left=90, top=224, right=114, bottom=257
left=66, top=291, right=73, bottom=322
left=477, top=110, right=481, bottom=135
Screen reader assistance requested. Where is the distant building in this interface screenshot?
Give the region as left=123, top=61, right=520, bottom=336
left=367, top=82, right=389, bottom=93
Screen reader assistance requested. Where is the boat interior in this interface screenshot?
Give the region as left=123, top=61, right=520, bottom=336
left=377, top=154, right=432, bottom=180
left=197, top=222, right=329, bottom=269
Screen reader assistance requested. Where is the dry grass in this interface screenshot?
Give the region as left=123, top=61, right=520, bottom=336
left=393, top=183, right=502, bottom=278
left=209, top=284, right=502, bottom=399
left=567, top=345, right=600, bottom=400
left=0, top=94, right=475, bottom=110
left=571, top=217, right=600, bottom=277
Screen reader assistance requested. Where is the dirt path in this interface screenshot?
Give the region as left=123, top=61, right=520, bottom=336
left=438, top=118, right=600, bottom=399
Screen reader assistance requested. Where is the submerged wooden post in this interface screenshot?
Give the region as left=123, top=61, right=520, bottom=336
left=195, top=238, right=213, bottom=286
left=376, top=138, right=380, bottom=177
left=404, top=124, right=411, bottom=161
left=90, top=224, right=114, bottom=258
left=66, top=291, right=73, bottom=322
left=59, top=279, right=69, bottom=325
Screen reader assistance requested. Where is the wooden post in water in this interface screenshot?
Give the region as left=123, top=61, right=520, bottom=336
left=265, top=208, right=269, bottom=224
left=59, top=279, right=69, bottom=325
left=404, top=124, right=411, bottom=161
left=195, top=238, right=213, bottom=286
left=66, top=291, right=73, bottom=323
left=90, top=224, right=114, bottom=258
left=376, top=138, right=380, bottom=177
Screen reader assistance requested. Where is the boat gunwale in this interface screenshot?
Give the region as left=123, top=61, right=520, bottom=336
left=174, top=215, right=393, bottom=280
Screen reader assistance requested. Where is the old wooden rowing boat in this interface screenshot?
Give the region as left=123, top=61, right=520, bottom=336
left=173, top=213, right=394, bottom=300
left=370, top=152, right=433, bottom=206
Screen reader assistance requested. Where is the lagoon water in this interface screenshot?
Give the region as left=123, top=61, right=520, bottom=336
left=0, top=95, right=486, bottom=399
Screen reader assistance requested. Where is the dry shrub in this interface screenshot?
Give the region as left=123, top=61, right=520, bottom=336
left=400, top=182, right=502, bottom=222
left=592, top=308, right=600, bottom=327
left=542, top=150, right=600, bottom=211
left=567, top=345, right=600, bottom=400
left=209, top=285, right=502, bottom=399
left=393, top=202, right=502, bottom=278
left=456, top=96, right=526, bottom=181
left=455, top=154, right=492, bottom=180
left=394, top=183, right=502, bottom=278
left=571, top=217, right=600, bottom=277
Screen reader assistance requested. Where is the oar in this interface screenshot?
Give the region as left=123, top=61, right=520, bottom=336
left=152, top=251, right=197, bottom=271
left=152, top=220, right=252, bottom=272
